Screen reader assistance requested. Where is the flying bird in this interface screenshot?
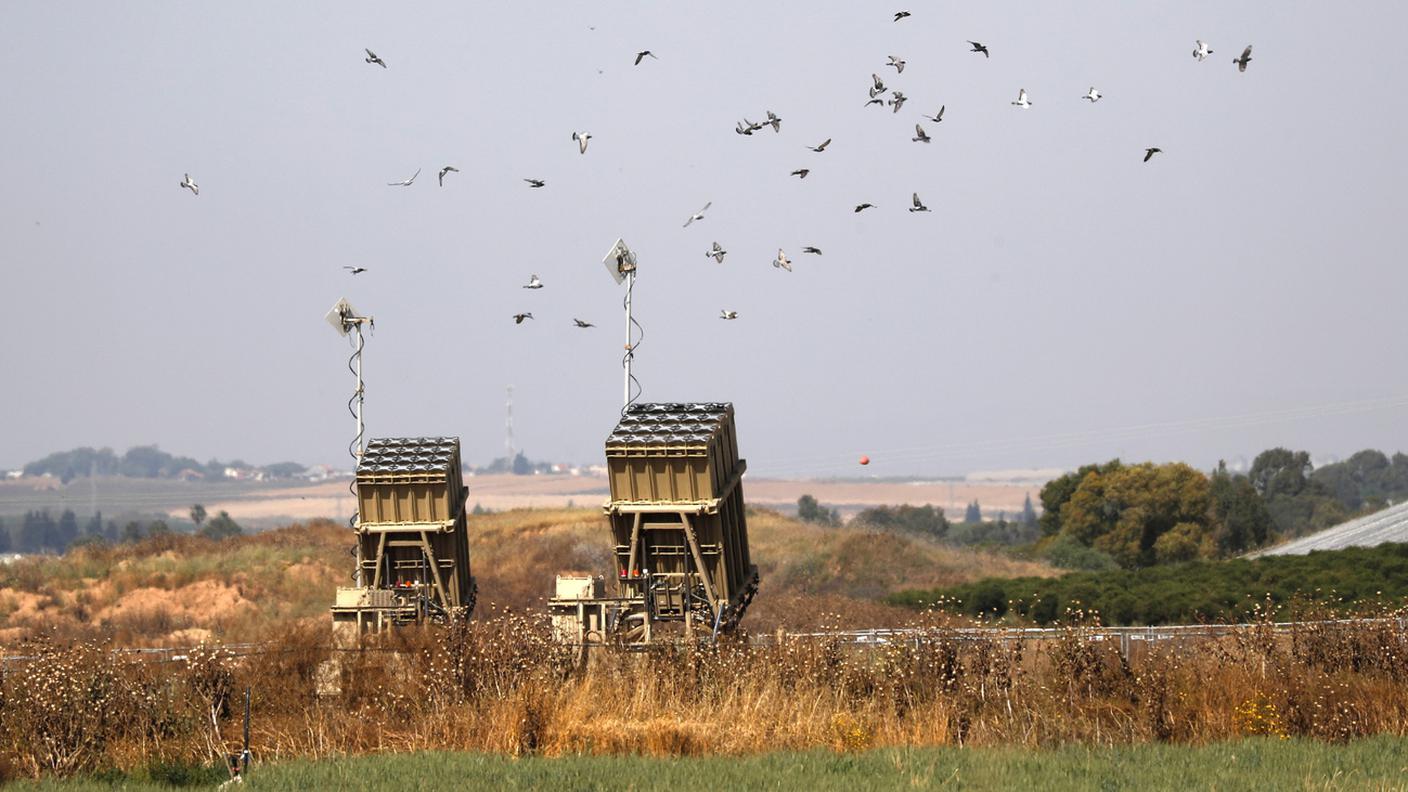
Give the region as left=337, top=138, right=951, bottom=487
left=910, top=192, right=930, bottom=212
left=912, top=123, right=930, bottom=143
left=736, top=118, right=765, bottom=135
left=513, top=313, right=534, bottom=324
left=683, top=201, right=712, bottom=228
left=886, top=55, right=906, bottom=73
left=438, top=166, right=459, bottom=187
left=179, top=173, right=198, bottom=196
left=523, top=274, right=543, bottom=289
left=634, top=50, right=658, bottom=66
left=894, top=11, right=911, bottom=22
left=969, top=41, right=990, bottom=58
left=802, top=246, right=823, bottom=255
left=791, top=168, right=810, bottom=178
left=870, top=74, right=887, bottom=95
left=1082, top=87, right=1102, bottom=102
left=573, top=318, right=595, bottom=328
left=766, top=111, right=782, bottom=133
left=1011, top=88, right=1032, bottom=109
left=864, top=97, right=886, bottom=108
left=854, top=203, right=875, bottom=213
left=364, top=48, right=387, bottom=68
left=1193, top=40, right=1213, bottom=61
left=706, top=242, right=727, bottom=263
left=720, top=310, right=738, bottom=320
left=572, top=131, right=592, bottom=154
left=1143, top=147, right=1162, bottom=162
left=343, top=266, right=367, bottom=275
left=524, top=178, right=546, bottom=188
left=924, top=106, right=945, bottom=123
left=387, top=168, right=420, bottom=187
left=1234, top=44, right=1253, bottom=72
left=888, top=91, right=907, bottom=113
left=807, top=138, right=832, bottom=152
left=773, top=249, right=792, bottom=271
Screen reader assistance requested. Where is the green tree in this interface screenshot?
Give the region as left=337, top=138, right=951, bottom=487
left=1310, top=449, right=1408, bottom=512
left=56, top=509, right=79, bottom=549
left=1209, top=461, right=1274, bottom=554
left=1038, top=460, right=1123, bottom=537
left=1249, top=448, right=1312, bottom=499
left=1042, top=535, right=1119, bottom=571
left=854, top=504, right=949, bottom=539
left=122, top=521, right=146, bottom=543
left=964, top=501, right=982, bottom=523
left=84, top=511, right=105, bottom=539
left=797, top=494, right=839, bottom=526
left=1249, top=447, right=1347, bottom=537
left=0, top=518, right=10, bottom=554
left=199, top=511, right=243, bottom=540
left=511, top=452, right=532, bottom=476
left=1060, top=462, right=1215, bottom=568
left=20, top=510, right=54, bottom=552
left=147, top=520, right=170, bottom=537
left=190, top=504, right=207, bottom=530
left=1020, top=493, right=1038, bottom=526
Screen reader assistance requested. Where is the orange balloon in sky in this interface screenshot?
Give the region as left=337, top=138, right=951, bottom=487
left=859, top=455, right=870, bottom=466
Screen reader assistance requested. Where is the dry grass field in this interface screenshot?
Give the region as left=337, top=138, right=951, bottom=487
left=4, top=605, right=1408, bottom=781
left=2, top=509, right=1407, bottom=781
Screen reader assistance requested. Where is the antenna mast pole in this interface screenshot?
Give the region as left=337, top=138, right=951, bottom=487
left=602, top=238, right=638, bottom=411
left=624, top=268, right=635, bottom=408
left=326, top=298, right=373, bottom=587
left=352, top=322, right=366, bottom=457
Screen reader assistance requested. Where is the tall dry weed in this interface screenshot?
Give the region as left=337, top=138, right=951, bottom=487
left=6, top=606, right=1408, bottom=780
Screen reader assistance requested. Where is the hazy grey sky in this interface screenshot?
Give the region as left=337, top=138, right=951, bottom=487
left=4, top=3, right=1407, bottom=478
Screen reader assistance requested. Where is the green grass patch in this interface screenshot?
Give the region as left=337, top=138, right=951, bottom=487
left=13, top=737, right=1408, bottom=791
left=890, top=542, right=1408, bottom=624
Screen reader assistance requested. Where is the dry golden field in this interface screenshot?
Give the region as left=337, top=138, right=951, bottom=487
left=2, top=510, right=1407, bottom=781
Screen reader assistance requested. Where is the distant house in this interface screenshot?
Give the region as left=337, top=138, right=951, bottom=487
left=175, top=468, right=206, bottom=481
left=223, top=466, right=260, bottom=481
left=300, top=464, right=337, bottom=482
left=3, top=470, right=22, bottom=480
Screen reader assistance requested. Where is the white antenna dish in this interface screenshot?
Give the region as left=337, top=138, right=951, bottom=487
left=602, top=238, right=636, bottom=285
left=325, top=297, right=359, bottom=336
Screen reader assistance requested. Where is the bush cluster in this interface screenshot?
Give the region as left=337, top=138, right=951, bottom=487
left=890, top=543, right=1408, bottom=624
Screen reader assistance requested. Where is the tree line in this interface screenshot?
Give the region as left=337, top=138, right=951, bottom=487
left=1036, top=448, right=1408, bottom=570
left=794, top=447, right=1408, bottom=572
left=796, top=494, right=1042, bottom=547
left=0, top=505, right=242, bottom=555
left=20, top=445, right=306, bottom=484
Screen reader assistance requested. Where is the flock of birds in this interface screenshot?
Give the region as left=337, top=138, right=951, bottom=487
left=175, top=15, right=1258, bottom=329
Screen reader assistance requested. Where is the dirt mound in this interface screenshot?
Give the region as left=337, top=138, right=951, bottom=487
left=97, top=580, right=255, bottom=629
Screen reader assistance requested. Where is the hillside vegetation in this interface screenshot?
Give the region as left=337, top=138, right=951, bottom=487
left=890, top=543, right=1408, bottom=625
left=0, top=508, right=1053, bottom=645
